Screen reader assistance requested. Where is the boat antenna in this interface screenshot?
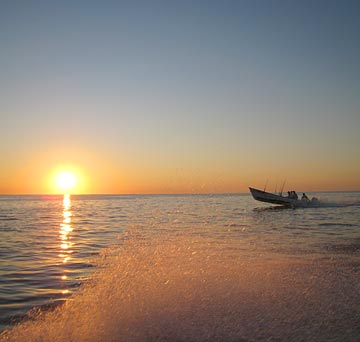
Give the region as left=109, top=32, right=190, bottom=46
left=280, top=180, right=286, bottom=196
left=264, top=178, right=268, bottom=192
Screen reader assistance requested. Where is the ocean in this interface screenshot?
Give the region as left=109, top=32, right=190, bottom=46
left=0, top=192, right=359, bottom=341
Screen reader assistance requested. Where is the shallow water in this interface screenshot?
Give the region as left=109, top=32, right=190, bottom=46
left=0, top=193, right=359, bottom=341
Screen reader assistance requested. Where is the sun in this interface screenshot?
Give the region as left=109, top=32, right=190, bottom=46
left=55, top=171, right=77, bottom=193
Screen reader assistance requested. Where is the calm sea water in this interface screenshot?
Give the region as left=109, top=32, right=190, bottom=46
left=0, top=193, right=359, bottom=341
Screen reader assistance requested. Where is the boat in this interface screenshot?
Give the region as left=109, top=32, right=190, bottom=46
left=249, top=187, right=319, bottom=208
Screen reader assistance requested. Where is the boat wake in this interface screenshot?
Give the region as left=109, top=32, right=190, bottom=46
left=317, top=200, right=360, bottom=208
left=255, top=200, right=360, bottom=211
left=1, top=235, right=359, bottom=342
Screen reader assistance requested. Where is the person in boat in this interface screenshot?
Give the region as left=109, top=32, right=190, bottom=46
left=302, top=193, right=309, bottom=201
left=287, top=191, right=298, bottom=199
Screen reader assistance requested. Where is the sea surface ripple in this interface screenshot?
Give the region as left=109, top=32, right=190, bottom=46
left=0, top=193, right=359, bottom=341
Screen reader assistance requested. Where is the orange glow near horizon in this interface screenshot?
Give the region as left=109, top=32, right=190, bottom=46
left=0, top=157, right=359, bottom=195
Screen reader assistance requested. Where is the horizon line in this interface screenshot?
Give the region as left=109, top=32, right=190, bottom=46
left=1, top=189, right=359, bottom=196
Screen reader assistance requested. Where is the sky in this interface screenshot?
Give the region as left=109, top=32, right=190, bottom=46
left=0, top=0, right=359, bottom=194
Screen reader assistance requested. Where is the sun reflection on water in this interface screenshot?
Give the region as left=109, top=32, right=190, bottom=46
left=59, top=194, right=73, bottom=280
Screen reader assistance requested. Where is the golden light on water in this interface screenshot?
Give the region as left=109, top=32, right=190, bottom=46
left=63, top=194, right=71, bottom=209
left=59, top=194, right=73, bottom=273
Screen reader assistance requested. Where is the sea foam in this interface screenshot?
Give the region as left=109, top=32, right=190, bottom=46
left=1, top=235, right=359, bottom=342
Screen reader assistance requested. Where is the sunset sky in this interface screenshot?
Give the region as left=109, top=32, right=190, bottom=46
left=1, top=1, right=359, bottom=194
